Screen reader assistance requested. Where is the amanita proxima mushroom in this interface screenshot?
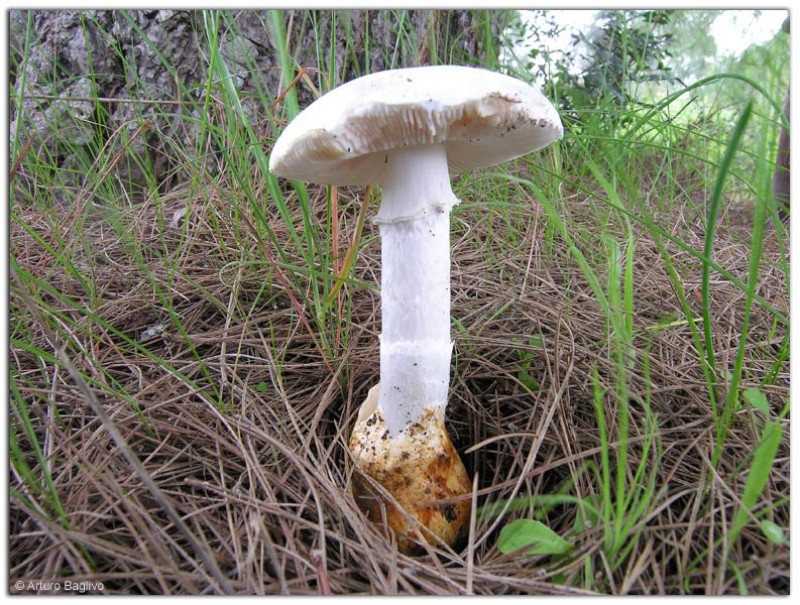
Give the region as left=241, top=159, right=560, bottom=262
left=269, top=65, right=562, bottom=553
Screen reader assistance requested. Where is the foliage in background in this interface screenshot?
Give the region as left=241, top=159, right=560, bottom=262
left=505, top=10, right=677, bottom=120
left=503, top=9, right=788, bottom=137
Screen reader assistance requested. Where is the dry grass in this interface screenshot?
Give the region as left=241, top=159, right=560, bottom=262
left=9, top=178, right=789, bottom=595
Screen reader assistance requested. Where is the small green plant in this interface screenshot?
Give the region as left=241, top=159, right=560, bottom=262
left=515, top=336, right=543, bottom=392
left=497, top=518, right=572, bottom=557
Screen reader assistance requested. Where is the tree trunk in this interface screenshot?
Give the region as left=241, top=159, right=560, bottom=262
left=772, top=17, right=790, bottom=217
left=9, top=9, right=506, bottom=201
left=773, top=91, right=790, bottom=214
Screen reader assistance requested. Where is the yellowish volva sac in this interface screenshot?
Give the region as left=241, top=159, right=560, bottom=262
left=348, top=385, right=471, bottom=554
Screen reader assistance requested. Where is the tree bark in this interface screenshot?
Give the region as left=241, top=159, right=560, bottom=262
left=773, top=91, right=790, bottom=213
left=9, top=9, right=505, bottom=200
left=772, top=17, right=790, bottom=216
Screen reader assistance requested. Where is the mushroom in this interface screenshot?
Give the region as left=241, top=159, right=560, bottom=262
left=269, top=65, right=563, bottom=553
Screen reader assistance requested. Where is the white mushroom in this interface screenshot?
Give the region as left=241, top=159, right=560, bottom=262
left=269, top=65, right=562, bottom=552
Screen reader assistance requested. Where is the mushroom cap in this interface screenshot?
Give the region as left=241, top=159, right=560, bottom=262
left=269, top=65, right=563, bottom=186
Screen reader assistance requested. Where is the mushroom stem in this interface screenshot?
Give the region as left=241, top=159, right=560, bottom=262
left=350, top=143, right=470, bottom=553
left=374, top=143, right=459, bottom=436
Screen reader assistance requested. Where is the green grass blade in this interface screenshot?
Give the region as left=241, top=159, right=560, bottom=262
left=728, top=421, right=782, bottom=546
left=701, top=100, right=753, bottom=398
